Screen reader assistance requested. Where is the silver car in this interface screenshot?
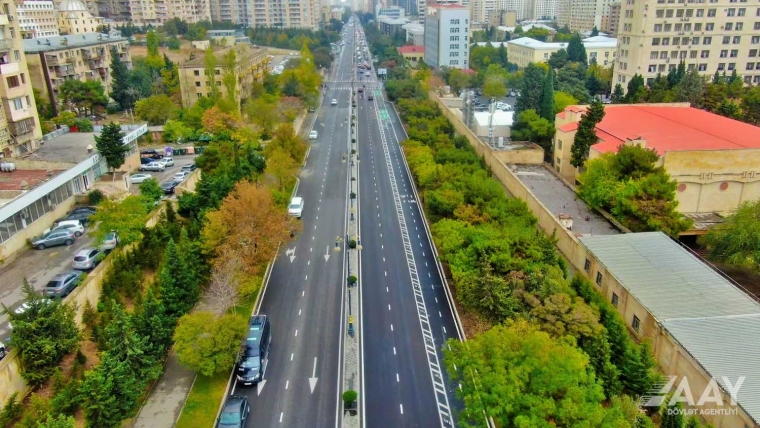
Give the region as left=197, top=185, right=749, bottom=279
left=44, top=271, right=83, bottom=299
left=31, top=230, right=76, bottom=250
left=100, top=231, right=119, bottom=251
left=140, top=162, right=165, bottom=172
left=72, top=247, right=104, bottom=270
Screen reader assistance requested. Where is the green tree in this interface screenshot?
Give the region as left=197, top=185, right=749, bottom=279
left=144, top=29, right=165, bottom=73
left=625, top=74, right=646, bottom=103
left=94, top=122, right=128, bottom=174
left=570, top=98, right=605, bottom=168
left=173, top=312, right=247, bottom=376
left=221, top=48, right=238, bottom=112
left=134, top=94, right=179, bottom=125
left=553, top=91, right=578, bottom=114
left=38, top=414, right=76, bottom=428
left=611, top=143, right=660, bottom=179
left=511, top=109, right=555, bottom=150
left=702, top=199, right=760, bottom=272
left=674, top=68, right=704, bottom=106
left=515, top=63, right=546, bottom=114
left=444, top=320, right=634, bottom=427
left=109, top=47, right=134, bottom=110
left=158, top=238, right=200, bottom=319
left=162, top=119, right=193, bottom=143
left=612, top=171, right=692, bottom=236
left=716, top=100, right=741, bottom=119
left=204, top=47, right=219, bottom=101
left=611, top=83, right=625, bottom=103
left=5, top=281, right=79, bottom=387
left=102, top=303, right=160, bottom=379
left=79, top=354, right=146, bottom=428
left=483, top=76, right=507, bottom=98
left=547, top=48, right=569, bottom=69
left=133, top=288, right=175, bottom=359
left=661, top=401, right=685, bottom=428
left=139, top=178, right=163, bottom=204
left=88, top=195, right=149, bottom=245
left=567, top=34, right=588, bottom=65
left=539, top=68, right=555, bottom=121
left=59, top=79, right=109, bottom=115
left=741, top=85, right=760, bottom=125
left=577, top=153, right=620, bottom=209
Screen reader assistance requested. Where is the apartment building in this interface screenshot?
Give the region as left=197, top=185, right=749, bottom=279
left=424, top=5, right=470, bottom=68
left=557, top=0, right=615, bottom=31
left=209, top=0, right=245, bottom=24
left=98, top=0, right=209, bottom=26
left=506, top=35, right=617, bottom=67
left=178, top=43, right=268, bottom=108
left=17, top=1, right=59, bottom=39
left=613, top=0, right=760, bottom=87
left=0, top=0, right=43, bottom=157
left=533, top=0, right=557, bottom=19
left=24, top=33, right=131, bottom=116
left=602, top=2, right=619, bottom=35
left=470, top=0, right=495, bottom=24
left=244, top=0, right=321, bottom=29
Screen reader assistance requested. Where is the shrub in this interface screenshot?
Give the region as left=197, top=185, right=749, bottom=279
left=342, top=390, right=357, bottom=405
left=348, top=275, right=357, bottom=285
left=348, top=239, right=357, bottom=249
left=88, top=189, right=104, bottom=205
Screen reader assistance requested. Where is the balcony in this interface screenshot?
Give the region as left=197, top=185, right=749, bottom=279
left=56, top=65, right=76, bottom=78
left=4, top=100, right=34, bottom=123
left=0, top=62, right=19, bottom=75
left=0, top=38, right=12, bottom=51
left=0, top=15, right=8, bottom=26
left=8, top=117, right=36, bottom=137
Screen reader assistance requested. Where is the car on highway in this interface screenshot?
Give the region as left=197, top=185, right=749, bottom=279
left=288, top=197, right=304, bottom=218
left=44, top=219, right=85, bottom=237
left=140, top=162, right=165, bottom=172
left=158, top=157, right=175, bottom=167
left=331, top=99, right=338, bottom=106
left=100, top=230, right=120, bottom=251
left=31, top=229, right=76, bottom=250
left=309, top=130, right=318, bottom=140
left=236, top=315, right=270, bottom=386
left=72, top=247, right=105, bottom=270
left=130, top=173, right=153, bottom=184
left=368, top=94, right=374, bottom=101
left=44, top=271, right=84, bottom=299
left=161, top=180, right=181, bottom=194
left=181, top=163, right=197, bottom=172
left=365, top=71, right=371, bottom=77
left=216, top=396, right=250, bottom=428
left=173, top=171, right=190, bottom=182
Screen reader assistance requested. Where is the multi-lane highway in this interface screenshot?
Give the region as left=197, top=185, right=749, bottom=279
left=227, top=22, right=354, bottom=428
left=354, top=27, right=462, bottom=427
left=226, top=17, right=462, bottom=428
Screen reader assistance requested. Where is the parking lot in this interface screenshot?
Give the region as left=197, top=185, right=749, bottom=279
left=130, top=154, right=199, bottom=196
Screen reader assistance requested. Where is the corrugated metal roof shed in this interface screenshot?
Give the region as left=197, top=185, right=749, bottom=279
left=579, top=232, right=760, bottom=424
left=662, top=314, right=760, bottom=422
left=579, top=232, right=760, bottom=320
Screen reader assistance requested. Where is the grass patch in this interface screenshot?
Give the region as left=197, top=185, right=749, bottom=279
left=175, top=372, right=230, bottom=428
left=175, top=291, right=259, bottom=428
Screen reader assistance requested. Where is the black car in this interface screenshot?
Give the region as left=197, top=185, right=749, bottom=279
left=180, top=163, right=197, bottom=172
left=236, top=315, right=270, bottom=386
left=368, top=94, right=374, bottom=100
left=56, top=210, right=94, bottom=226
left=140, top=149, right=163, bottom=160
left=69, top=206, right=97, bottom=215
left=160, top=180, right=181, bottom=194
left=216, top=396, right=249, bottom=428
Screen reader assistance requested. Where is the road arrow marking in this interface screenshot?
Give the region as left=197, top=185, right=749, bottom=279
left=309, top=357, right=318, bottom=393
left=257, top=379, right=266, bottom=396
left=324, top=246, right=330, bottom=262
left=286, top=247, right=296, bottom=263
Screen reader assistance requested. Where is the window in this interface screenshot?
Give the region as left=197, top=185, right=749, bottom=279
left=654, top=23, right=663, bottom=32
left=661, top=51, right=668, bottom=58
left=675, top=23, right=682, bottom=31
left=449, top=59, right=459, bottom=65
left=664, top=23, right=672, bottom=31
left=734, top=36, right=741, bottom=44
left=751, top=49, right=758, bottom=57
left=449, top=18, right=459, bottom=24
left=723, top=36, right=732, bottom=44
left=690, top=50, right=698, bottom=58
left=686, top=9, right=694, bottom=16
left=612, top=293, right=619, bottom=307
left=729, top=63, right=736, bottom=70
left=650, top=51, right=659, bottom=59
left=725, top=22, right=733, bottom=30
left=666, top=9, right=674, bottom=17
left=731, top=49, right=739, bottom=57
left=20, top=73, right=24, bottom=84
left=632, top=315, right=641, bottom=332
left=449, top=35, right=459, bottom=41
left=12, top=98, right=22, bottom=110
left=197, top=93, right=202, bottom=99
left=584, top=259, right=591, bottom=272
left=656, top=9, right=664, bottom=17
left=195, top=81, right=201, bottom=87
left=695, top=23, right=702, bottom=31
left=707, top=8, right=716, bottom=16
left=671, top=51, right=679, bottom=58
left=698, top=63, right=707, bottom=71
left=451, top=27, right=459, bottom=33
left=705, top=23, right=714, bottom=31
left=676, top=8, right=685, bottom=16
left=692, top=37, right=700, bottom=45
left=701, top=50, right=710, bottom=58
left=449, top=44, right=459, bottom=49
left=738, top=7, right=746, bottom=15
left=736, top=23, right=744, bottom=30
left=727, top=7, right=736, bottom=15
left=718, top=62, right=725, bottom=70
left=720, top=49, right=728, bottom=57
left=649, top=64, right=657, bottom=72
left=753, top=36, right=760, bottom=44
left=756, top=22, right=760, bottom=30
left=596, top=272, right=603, bottom=286
left=663, top=37, right=670, bottom=45
left=451, top=51, right=459, bottom=57
left=747, top=62, right=755, bottom=70
left=6, top=75, right=19, bottom=88
left=696, top=8, right=704, bottom=16
left=194, top=70, right=200, bottom=76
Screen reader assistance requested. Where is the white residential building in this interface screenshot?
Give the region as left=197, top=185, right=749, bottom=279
left=533, top=0, right=556, bottom=19
left=424, top=4, right=470, bottom=69
left=17, top=1, right=60, bottom=39
left=557, top=0, right=615, bottom=32
left=506, top=35, right=617, bottom=67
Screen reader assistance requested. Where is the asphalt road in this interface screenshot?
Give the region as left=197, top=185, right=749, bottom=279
left=228, top=24, right=354, bottom=428
left=355, top=27, right=461, bottom=428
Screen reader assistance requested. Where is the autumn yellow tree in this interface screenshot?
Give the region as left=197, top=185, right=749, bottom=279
left=265, top=148, right=298, bottom=190
left=264, top=123, right=307, bottom=163
left=202, top=106, right=239, bottom=135
left=202, top=181, right=296, bottom=276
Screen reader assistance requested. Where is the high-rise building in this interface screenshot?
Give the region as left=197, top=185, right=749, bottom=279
left=17, top=1, right=59, bottom=39
left=613, top=0, right=760, bottom=87
left=0, top=0, right=43, bottom=156
left=556, top=0, right=614, bottom=32
left=98, top=0, right=209, bottom=25
left=243, top=0, right=320, bottom=29
left=423, top=4, right=470, bottom=69
left=494, top=0, right=533, bottom=21
left=209, top=0, right=245, bottom=25
left=469, top=0, right=495, bottom=25
left=602, top=2, right=619, bottom=35
left=532, top=0, right=555, bottom=19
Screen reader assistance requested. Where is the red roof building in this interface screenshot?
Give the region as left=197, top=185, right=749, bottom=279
left=398, top=45, right=425, bottom=62
left=553, top=103, right=760, bottom=215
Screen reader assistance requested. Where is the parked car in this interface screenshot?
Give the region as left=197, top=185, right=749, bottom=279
left=57, top=210, right=94, bottom=226
left=140, top=149, right=163, bottom=159
left=288, top=197, right=304, bottom=218
left=158, top=157, right=175, bottom=167
left=69, top=206, right=97, bottom=215
left=160, top=180, right=180, bottom=194
left=140, top=157, right=153, bottom=165
left=181, top=163, right=197, bottom=172
left=31, top=229, right=76, bottom=250
left=309, top=130, right=318, bottom=140
left=173, top=171, right=190, bottom=182
left=100, top=231, right=119, bottom=251
left=72, top=247, right=104, bottom=270
left=216, top=396, right=250, bottom=428
left=130, top=173, right=153, bottom=184
left=140, top=162, right=165, bottom=172
left=0, top=341, right=5, bottom=360
left=44, top=220, right=85, bottom=237
left=44, top=271, right=83, bottom=299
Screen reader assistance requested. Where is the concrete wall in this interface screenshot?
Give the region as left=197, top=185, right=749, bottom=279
left=175, top=169, right=202, bottom=196
left=492, top=144, right=544, bottom=164
left=0, top=202, right=170, bottom=408
left=0, top=197, right=76, bottom=262
left=428, top=91, right=755, bottom=427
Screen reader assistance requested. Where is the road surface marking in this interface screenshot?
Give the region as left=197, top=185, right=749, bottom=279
left=385, top=271, right=387, bottom=276
left=295, top=330, right=298, bottom=337
left=390, top=324, right=394, bottom=332
left=302, top=291, right=305, bottom=296
left=393, top=347, right=396, bottom=355
left=380, top=233, right=382, bottom=238
left=388, top=304, right=391, bottom=311
left=439, top=311, right=442, bottom=317
left=381, top=245, right=383, bottom=249
left=443, top=327, right=447, bottom=334
left=425, top=262, right=428, bottom=266
left=383, top=257, right=385, bottom=262
left=386, top=287, right=389, bottom=293
left=397, top=374, right=400, bottom=382
left=280, top=412, right=284, bottom=423
left=428, top=273, right=431, bottom=277
left=299, top=309, right=302, bottom=315
left=286, top=380, right=289, bottom=389
left=310, top=248, right=313, bottom=252
left=400, top=405, right=403, bottom=415
left=423, top=252, right=425, bottom=256
left=291, top=353, right=294, bottom=361
left=305, top=275, right=308, bottom=280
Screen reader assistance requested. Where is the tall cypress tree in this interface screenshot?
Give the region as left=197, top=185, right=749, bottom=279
left=94, top=122, right=128, bottom=174
left=566, top=34, right=588, bottom=65
left=570, top=98, right=605, bottom=168
left=109, top=47, right=132, bottom=110
left=515, top=63, right=546, bottom=114
left=539, top=68, right=556, bottom=121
